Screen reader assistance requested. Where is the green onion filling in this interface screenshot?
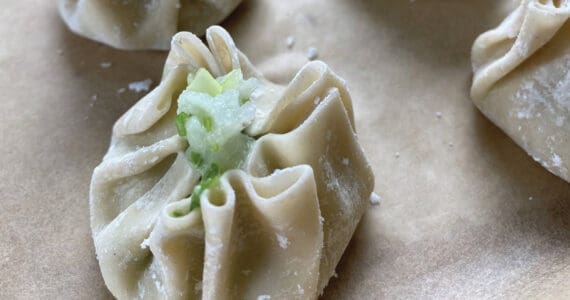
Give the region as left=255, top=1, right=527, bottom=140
left=175, top=112, right=189, bottom=137
left=174, top=68, right=259, bottom=215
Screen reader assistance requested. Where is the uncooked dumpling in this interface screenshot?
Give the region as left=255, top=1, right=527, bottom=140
left=59, top=0, right=242, bottom=50
left=471, top=0, right=570, bottom=182
left=90, top=26, right=375, bottom=299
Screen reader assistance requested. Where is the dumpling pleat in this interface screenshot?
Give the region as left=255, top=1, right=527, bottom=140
left=247, top=91, right=375, bottom=293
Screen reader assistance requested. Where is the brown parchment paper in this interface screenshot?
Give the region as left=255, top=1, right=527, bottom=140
left=1, top=0, right=570, bottom=299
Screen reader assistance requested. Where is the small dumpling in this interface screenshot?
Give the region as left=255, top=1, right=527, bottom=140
left=471, top=0, right=570, bottom=182
left=90, top=26, right=375, bottom=299
left=58, top=0, right=242, bottom=50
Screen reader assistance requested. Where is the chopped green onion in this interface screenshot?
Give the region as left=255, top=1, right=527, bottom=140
left=186, top=73, right=195, bottom=86
left=204, top=163, right=220, bottom=180
left=188, top=68, right=222, bottom=96
left=190, top=184, right=203, bottom=211
left=175, top=112, right=188, bottom=137
left=189, top=169, right=220, bottom=211
left=239, top=97, right=250, bottom=105
left=172, top=210, right=186, bottom=218
left=218, top=69, right=241, bottom=90
left=202, top=115, right=214, bottom=132
left=210, top=143, right=220, bottom=153
left=190, top=151, right=204, bottom=167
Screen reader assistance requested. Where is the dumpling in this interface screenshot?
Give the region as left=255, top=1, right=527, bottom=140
left=470, top=0, right=570, bottom=182
left=90, top=26, right=375, bottom=299
left=58, top=0, right=242, bottom=50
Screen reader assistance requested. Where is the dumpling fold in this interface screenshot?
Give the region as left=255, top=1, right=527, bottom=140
left=471, top=0, right=570, bottom=181
left=59, top=0, right=242, bottom=50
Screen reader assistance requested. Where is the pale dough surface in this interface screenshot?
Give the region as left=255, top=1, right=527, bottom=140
left=471, top=0, right=570, bottom=182
left=1, top=0, right=570, bottom=299
left=58, top=0, right=242, bottom=50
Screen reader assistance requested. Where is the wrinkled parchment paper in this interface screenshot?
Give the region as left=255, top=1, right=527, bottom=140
left=1, top=0, right=569, bottom=298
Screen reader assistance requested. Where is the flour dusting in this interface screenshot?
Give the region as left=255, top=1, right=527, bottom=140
left=512, top=55, right=570, bottom=125
left=370, top=192, right=381, bottom=206
left=296, top=284, right=305, bottom=295
left=286, top=36, right=295, bottom=49
left=551, top=153, right=562, bottom=168
left=129, top=79, right=153, bottom=93
left=307, top=47, right=318, bottom=60
left=510, top=54, right=569, bottom=177
left=140, top=238, right=150, bottom=249
left=276, top=234, right=289, bottom=249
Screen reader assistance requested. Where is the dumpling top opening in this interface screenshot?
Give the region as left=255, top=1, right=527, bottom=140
left=174, top=68, right=261, bottom=212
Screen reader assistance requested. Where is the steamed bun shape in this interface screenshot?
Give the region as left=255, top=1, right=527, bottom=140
left=90, top=26, right=375, bottom=299
left=471, top=0, right=570, bottom=182
left=58, top=0, right=241, bottom=50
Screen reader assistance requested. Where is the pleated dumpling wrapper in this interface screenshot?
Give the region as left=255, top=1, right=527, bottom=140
left=58, top=0, right=241, bottom=50
left=90, top=26, right=375, bottom=299
left=471, top=0, right=570, bottom=182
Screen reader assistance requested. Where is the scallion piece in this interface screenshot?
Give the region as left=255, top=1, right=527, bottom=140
left=202, top=115, right=214, bottom=132
left=175, top=112, right=189, bottom=137
left=190, top=151, right=204, bottom=167
left=190, top=184, right=203, bottom=211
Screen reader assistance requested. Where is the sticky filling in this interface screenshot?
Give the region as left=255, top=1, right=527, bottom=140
left=174, top=68, right=259, bottom=214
